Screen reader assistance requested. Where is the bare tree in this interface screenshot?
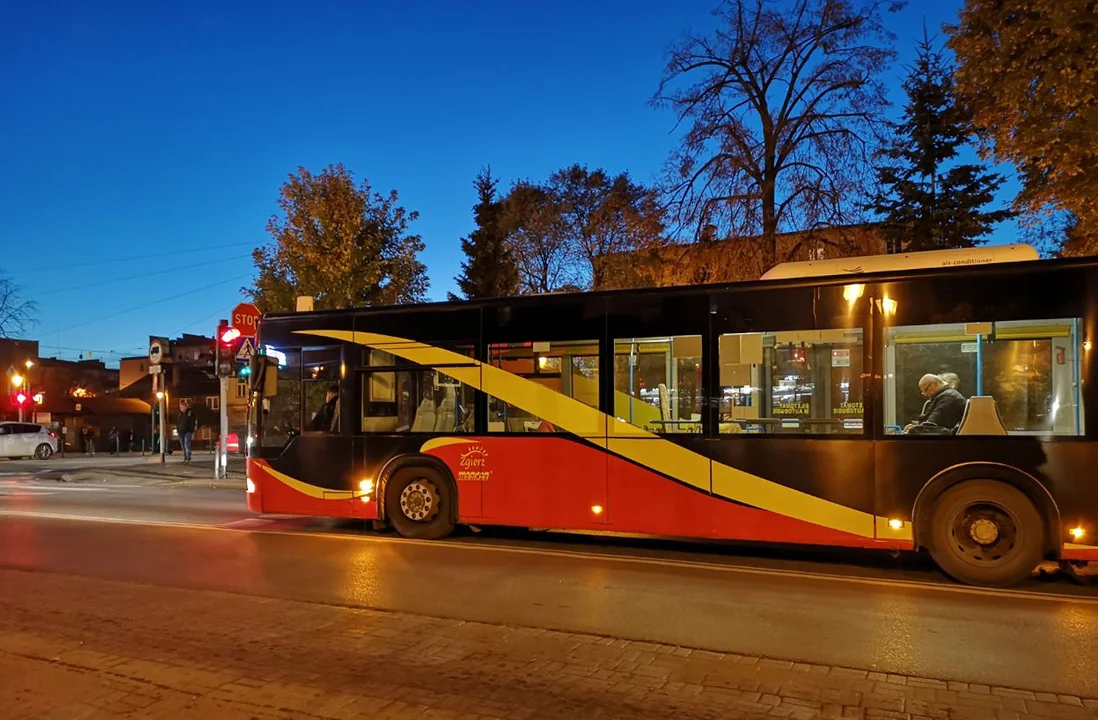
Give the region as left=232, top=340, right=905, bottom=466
left=654, top=0, right=897, bottom=271
left=0, top=274, right=35, bottom=338
left=501, top=181, right=581, bottom=294
left=547, top=165, right=665, bottom=290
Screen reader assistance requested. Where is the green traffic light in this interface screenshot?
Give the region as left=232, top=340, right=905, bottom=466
left=239, top=365, right=251, bottom=377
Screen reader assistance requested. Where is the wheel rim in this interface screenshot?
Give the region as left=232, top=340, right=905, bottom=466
left=35, top=445, right=51, bottom=459
left=399, top=479, right=440, bottom=522
left=948, top=501, right=1021, bottom=569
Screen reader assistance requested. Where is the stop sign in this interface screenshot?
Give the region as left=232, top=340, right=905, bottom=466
left=231, top=303, right=261, bottom=338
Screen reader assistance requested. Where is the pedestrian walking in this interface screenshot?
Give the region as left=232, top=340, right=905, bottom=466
left=177, top=400, right=196, bottom=463
left=107, top=427, right=119, bottom=455
left=81, top=426, right=96, bottom=456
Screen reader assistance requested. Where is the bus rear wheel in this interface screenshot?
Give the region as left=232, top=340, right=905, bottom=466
left=385, top=467, right=455, bottom=540
left=928, top=480, right=1044, bottom=587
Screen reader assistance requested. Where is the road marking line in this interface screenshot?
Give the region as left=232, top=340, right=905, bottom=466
left=0, top=508, right=1093, bottom=605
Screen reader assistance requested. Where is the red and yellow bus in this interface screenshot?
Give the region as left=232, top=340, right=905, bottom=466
left=245, top=245, right=1097, bottom=586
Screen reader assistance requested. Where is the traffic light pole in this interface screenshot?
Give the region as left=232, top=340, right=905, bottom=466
left=218, top=376, right=228, bottom=480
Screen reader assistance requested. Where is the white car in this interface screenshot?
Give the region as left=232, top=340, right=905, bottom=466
left=0, top=422, right=58, bottom=459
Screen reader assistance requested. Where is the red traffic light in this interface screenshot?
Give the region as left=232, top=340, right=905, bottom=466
left=220, top=326, right=241, bottom=343
left=14, top=392, right=27, bottom=406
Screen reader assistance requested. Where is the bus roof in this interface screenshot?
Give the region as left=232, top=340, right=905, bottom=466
left=760, top=244, right=1040, bottom=281
left=262, top=244, right=1087, bottom=322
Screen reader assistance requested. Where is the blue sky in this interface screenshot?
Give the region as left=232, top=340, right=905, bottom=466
left=0, top=0, right=1005, bottom=366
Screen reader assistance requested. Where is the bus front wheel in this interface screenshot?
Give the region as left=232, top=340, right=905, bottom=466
left=385, top=466, right=456, bottom=540
left=927, top=480, right=1045, bottom=587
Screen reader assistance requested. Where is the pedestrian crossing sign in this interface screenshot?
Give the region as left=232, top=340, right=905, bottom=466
left=236, top=338, right=255, bottom=362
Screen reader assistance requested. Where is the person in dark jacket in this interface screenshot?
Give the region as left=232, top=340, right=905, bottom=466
left=177, top=401, right=197, bottom=463
left=906, top=374, right=967, bottom=434
left=311, top=385, right=339, bottom=432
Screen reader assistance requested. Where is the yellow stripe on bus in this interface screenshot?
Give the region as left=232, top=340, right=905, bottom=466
left=295, top=329, right=877, bottom=538
left=256, top=459, right=354, bottom=500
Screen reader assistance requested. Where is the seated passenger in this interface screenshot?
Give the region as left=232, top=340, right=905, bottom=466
left=916, top=371, right=960, bottom=422
left=905, top=374, right=966, bottom=434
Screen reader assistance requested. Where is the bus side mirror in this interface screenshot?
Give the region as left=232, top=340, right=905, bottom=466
left=248, top=356, right=278, bottom=397
left=263, top=364, right=278, bottom=397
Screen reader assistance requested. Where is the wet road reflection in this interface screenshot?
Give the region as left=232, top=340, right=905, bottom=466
left=1, top=513, right=1097, bottom=696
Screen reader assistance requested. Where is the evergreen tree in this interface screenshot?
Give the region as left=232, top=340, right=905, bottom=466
left=453, top=167, right=519, bottom=299
left=869, top=34, right=1012, bottom=253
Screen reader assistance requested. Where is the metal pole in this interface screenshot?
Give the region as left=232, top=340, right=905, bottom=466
left=150, top=374, right=157, bottom=456
left=218, top=376, right=229, bottom=479
left=159, top=385, right=167, bottom=464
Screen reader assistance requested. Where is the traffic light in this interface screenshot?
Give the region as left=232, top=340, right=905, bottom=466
left=237, top=364, right=251, bottom=378
left=13, top=392, right=27, bottom=406
left=216, top=320, right=236, bottom=377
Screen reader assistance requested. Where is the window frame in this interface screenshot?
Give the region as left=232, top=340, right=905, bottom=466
left=484, top=338, right=602, bottom=435
left=357, top=361, right=479, bottom=435
left=707, top=284, right=872, bottom=441
left=869, top=267, right=1091, bottom=442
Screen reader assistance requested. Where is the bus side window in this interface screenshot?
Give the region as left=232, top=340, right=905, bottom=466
left=486, top=340, right=599, bottom=434
left=717, top=330, right=864, bottom=436
left=613, top=336, right=702, bottom=434
left=884, top=318, right=1084, bottom=436
left=303, top=348, right=341, bottom=433
left=361, top=369, right=474, bottom=434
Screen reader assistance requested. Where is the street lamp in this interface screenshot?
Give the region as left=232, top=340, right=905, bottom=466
left=10, top=373, right=23, bottom=388
left=24, top=359, right=33, bottom=370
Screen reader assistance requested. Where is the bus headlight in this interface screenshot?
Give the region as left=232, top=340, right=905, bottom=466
left=246, top=478, right=256, bottom=494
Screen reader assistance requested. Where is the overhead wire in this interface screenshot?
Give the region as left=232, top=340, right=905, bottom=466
left=41, top=273, right=254, bottom=336
left=1, top=242, right=258, bottom=276
left=33, top=255, right=251, bottom=297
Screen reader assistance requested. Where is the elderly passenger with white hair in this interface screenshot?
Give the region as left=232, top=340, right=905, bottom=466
left=904, top=373, right=967, bottom=434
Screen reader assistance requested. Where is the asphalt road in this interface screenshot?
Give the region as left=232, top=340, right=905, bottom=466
left=1, top=474, right=1097, bottom=696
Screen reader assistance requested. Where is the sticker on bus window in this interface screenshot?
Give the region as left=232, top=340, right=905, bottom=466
left=961, top=342, right=978, bottom=353
left=842, top=419, right=864, bottom=430
left=831, top=348, right=851, bottom=367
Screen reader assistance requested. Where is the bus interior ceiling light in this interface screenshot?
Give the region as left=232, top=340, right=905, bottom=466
left=843, top=283, right=864, bottom=302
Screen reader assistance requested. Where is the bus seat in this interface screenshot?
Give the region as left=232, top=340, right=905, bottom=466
left=411, top=395, right=437, bottom=432
left=957, top=396, right=1008, bottom=436
left=434, top=386, right=456, bottom=432
left=658, top=383, right=671, bottom=423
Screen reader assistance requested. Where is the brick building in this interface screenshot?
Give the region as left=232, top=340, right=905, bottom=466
left=601, top=224, right=886, bottom=289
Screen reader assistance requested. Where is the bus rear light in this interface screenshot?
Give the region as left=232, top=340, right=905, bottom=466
left=246, top=478, right=256, bottom=494
left=1070, top=526, right=1086, bottom=540
left=591, top=504, right=604, bottom=516
left=888, top=518, right=904, bottom=530
left=361, top=495, right=371, bottom=503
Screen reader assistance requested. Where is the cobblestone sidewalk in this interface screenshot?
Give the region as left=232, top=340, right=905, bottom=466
left=0, top=569, right=1093, bottom=720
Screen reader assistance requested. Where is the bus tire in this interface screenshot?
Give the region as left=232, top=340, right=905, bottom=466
left=927, top=480, right=1044, bottom=587
left=385, top=466, right=455, bottom=540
